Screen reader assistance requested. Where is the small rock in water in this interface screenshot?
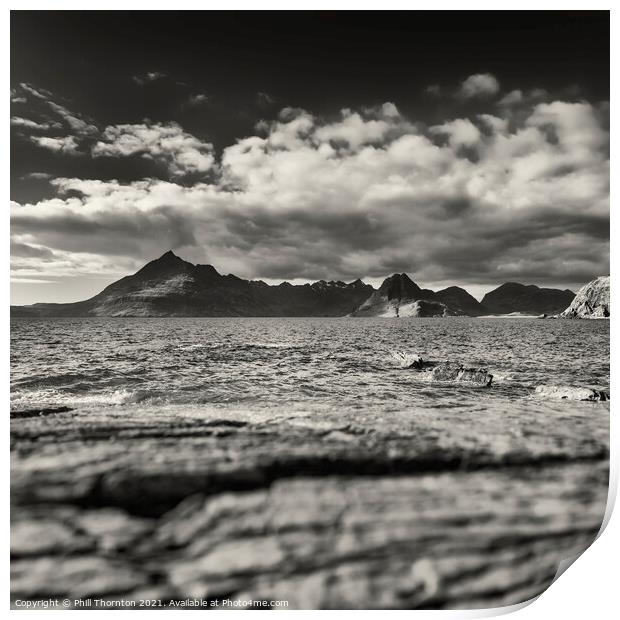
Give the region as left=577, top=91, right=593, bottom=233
left=535, top=385, right=609, bottom=402
left=391, top=351, right=425, bottom=369
left=429, top=362, right=493, bottom=387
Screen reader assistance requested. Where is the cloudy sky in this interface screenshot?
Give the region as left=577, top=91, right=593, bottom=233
left=11, top=11, right=609, bottom=304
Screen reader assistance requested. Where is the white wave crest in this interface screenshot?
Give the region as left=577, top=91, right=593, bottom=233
left=390, top=350, right=423, bottom=368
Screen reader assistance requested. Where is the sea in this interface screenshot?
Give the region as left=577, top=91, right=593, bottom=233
left=10, top=317, right=610, bottom=418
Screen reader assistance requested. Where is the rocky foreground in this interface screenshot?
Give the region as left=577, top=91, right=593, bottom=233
left=11, top=402, right=608, bottom=609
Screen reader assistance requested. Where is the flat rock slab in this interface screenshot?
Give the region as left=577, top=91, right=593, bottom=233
left=10, top=406, right=74, bottom=419
left=535, top=385, right=610, bottom=401
left=429, top=362, right=493, bottom=387
left=10, top=402, right=609, bottom=609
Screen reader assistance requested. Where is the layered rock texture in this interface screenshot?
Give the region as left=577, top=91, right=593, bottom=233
left=10, top=402, right=608, bottom=608
left=481, top=283, right=575, bottom=316
left=351, top=274, right=485, bottom=317
left=561, top=276, right=610, bottom=319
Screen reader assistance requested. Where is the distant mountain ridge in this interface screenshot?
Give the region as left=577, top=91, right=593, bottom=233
left=11, top=251, right=585, bottom=318
left=11, top=251, right=373, bottom=318
left=480, top=282, right=575, bottom=316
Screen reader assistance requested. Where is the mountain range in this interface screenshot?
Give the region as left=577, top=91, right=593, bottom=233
left=11, top=251, right=373, bottom=318
left=11, top=250, right=581, bottom=318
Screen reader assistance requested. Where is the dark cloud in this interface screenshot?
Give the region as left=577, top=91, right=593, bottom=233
left=10, top=241, right=55, bottom=260
left=12, top=204, right=197, bottom=258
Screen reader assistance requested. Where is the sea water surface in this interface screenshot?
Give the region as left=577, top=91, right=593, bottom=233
left=10, top=317, right=610, bottom=416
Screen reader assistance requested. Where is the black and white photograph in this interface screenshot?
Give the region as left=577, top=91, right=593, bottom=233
left=9, top=9, right=610, bottom=611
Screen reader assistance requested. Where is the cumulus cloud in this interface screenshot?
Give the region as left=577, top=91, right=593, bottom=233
left=92, top=122, right=216, bottom=176
left=458, top=73, right=500, bottom=99
left=11, top=95, right=609, bottom=292
left=498, top=88, right=548, bottom=108
left=314, top=111, right=393, bottom=150
left=430, top=118, right=481, bottom=149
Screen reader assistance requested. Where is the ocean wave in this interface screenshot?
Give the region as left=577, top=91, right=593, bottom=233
left=243, top=342, right=301, bottom=349
left=176, top=342, right=299, bottom=352
left=9, top=386, right=260, bottom=412
left=71, top=389, right=156, bottom=406
left=176, top=343, right=225, bottom=351
left=10, top=387, right=157, bottom=410
left=490, top=372, right=516, bottom=384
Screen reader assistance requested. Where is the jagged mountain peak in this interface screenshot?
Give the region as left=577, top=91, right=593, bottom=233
left=352, top=273, right=487, bottom=317
left=196, top=263, right=221, bottom=278
left=148, top=250, right=192, bottom=267
left=132, top=250, right=193, bottom=279
left=136, top=251, right=221, bottom=282
left=377, top=273, right=422, bottom=300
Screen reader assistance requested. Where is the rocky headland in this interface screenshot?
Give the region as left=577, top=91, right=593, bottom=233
left=561, top=276, right=610, bottom=319
left=480, top=283, right=575, bottom=317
